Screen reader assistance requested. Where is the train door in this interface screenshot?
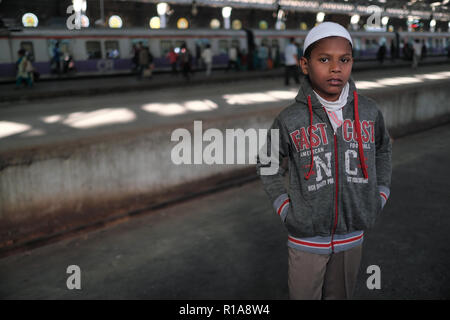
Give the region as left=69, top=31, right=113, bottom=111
left=48, top=39, right=72, bottom=74
left=0, top=37, right=13, bottom=79
left=130, top=38, right=149, bottom=70
left=218, top=39, right=229, bottom=67
left=258, top=38, right=269, bottom=70
left=352, top=37, right=361, bottom=59
left=445, top=37, right=450, bottom=57
left=270, top=39, right=280, bottom=67
left=105, top=40, right=120, bottom=59
left=435, top=37, right=444, bottom=55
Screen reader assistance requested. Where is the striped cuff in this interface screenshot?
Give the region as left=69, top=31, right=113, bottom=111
left=273, top=193, right=290, bottom=222
left=379, top=185, right=390, bottom=209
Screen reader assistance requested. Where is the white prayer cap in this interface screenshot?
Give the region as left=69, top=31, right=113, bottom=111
left=303, top=22, right=353, bottom=55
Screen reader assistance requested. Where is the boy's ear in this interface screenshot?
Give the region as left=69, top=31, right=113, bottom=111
left=300, top=57, right=309, bottom=75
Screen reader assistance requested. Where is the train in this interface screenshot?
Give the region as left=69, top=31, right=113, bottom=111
left=1, top=28, right=449, bottom=80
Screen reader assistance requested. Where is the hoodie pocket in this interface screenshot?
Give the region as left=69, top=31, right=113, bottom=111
left=284, top=194, right=317, bottom=237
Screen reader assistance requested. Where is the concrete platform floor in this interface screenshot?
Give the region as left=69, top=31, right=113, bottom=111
left=0, top=123, right=449, bottom=300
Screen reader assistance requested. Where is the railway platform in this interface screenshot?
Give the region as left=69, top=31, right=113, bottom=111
left=1, top=56, right=449, bottom=104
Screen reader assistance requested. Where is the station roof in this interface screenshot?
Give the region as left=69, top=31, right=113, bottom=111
left=130, top=0, right=449, bottom=10
left=127, top=1, right=449, bottom=18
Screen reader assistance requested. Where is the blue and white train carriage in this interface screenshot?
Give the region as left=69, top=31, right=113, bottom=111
left=0, top=28, right=449, bottom=80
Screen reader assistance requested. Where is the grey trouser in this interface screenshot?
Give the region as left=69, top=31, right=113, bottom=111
left=288, top=244, right=362, bottom=300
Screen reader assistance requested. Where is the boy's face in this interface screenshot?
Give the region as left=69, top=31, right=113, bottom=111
left=300, top=37, right=353, bottom=102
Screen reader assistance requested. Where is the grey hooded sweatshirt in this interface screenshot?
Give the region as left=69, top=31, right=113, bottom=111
left=256, top=74, right=392, bottom=243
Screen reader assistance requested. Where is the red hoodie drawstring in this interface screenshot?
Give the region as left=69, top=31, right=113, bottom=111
left=304, top=95, right=314, bottom=180
left=353, top=91, right=369, bottom=179
left=304, top=92, right=368, bottom=180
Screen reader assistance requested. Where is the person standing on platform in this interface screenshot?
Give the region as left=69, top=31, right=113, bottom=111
left=51, top=42, right=61, bottom=75
left=15, top=49, right=33, bottom=89
left=421, top=40, right=427, bottom=61
left=284, top=37, right=299, bottom=86
left=167, top=47, right=178, bottom=76
left=258, top=44, right=269, bottom=70
left=377, top=42, right=386, bottom=64
left=137, top=43, right=152, bottom=79
left=390, top=39, right=397, bottom=62
left=256, top=22, right=392, bottom=300
left=180, top=44, right=192, bottom=81
left=227, top=45, right=238, bottom=71
left=202, top=44, right=213, bottom=77
left=412, top=39, right=422, bottom=69
left=131, top=43, right=139, bottom=72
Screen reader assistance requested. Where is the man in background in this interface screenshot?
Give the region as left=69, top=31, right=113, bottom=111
left=284, top=37, right=299, bottom=86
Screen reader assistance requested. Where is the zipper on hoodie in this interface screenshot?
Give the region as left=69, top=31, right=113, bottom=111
left=331, top=131, right=339, bottom=254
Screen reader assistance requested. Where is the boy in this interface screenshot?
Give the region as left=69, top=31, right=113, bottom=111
left=256, top=22, right=392, bottom=300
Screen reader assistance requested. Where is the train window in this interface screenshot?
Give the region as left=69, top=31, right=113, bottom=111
left=86, top=41, right=102, bottom=59
left=261, top=38, right=269, bottom=47
left=271, top=39, right=279, bottom=48
left=105, top=40, right=120, bottom=59
left=218, top=40, right=229, bottom=54
left=20, top=41, right=35, bottom=62
left=160, top=40, right=172, bottom=56
left=60, top=42, right=70, bottom=55
left=131, top=39, right=149, bottom=47
left=231, top=39, right=240, bottom=49
left=365, top=39, right=377, bottom=49
left=174, top=40, right=184, bottom=49
left=372, top=39, right=378, bottom=48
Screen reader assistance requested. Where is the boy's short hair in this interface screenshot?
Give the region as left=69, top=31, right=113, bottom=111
left=303, top=41, right=319, bottom=59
